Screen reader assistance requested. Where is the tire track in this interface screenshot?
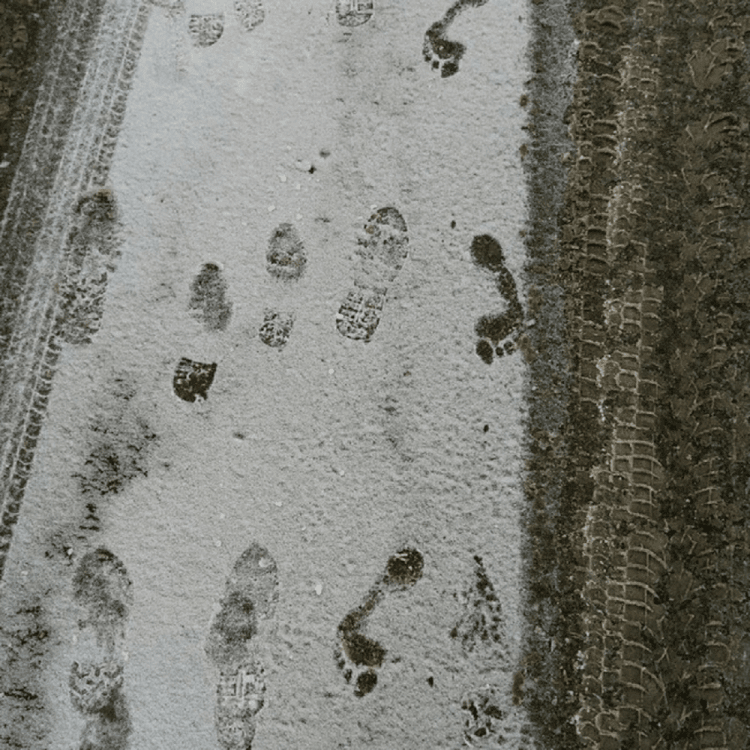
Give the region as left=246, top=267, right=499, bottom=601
left=0, top=0, right=151, bottom=581
left=524, top=1, right=750, bottom=747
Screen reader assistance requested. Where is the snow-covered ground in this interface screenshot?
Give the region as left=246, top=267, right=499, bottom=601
left=5, top=0, right=533, bottom=747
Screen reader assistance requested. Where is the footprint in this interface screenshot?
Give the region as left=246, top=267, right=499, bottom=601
left=423, top=0, right=489, bottom=78
left=451, top=555, right=507, bottom=661
left=260, top=224, right=306, bottom=349
left=69, top=549, right=132, bottom=750
left=59, top=189, right=121, bottom=346
left=335, top=547, right=423, bottom=697
left=336, top=207, right=408, bottom=343
left=234, top=0, right=264, bottom=31
left=470, top=234, right=524, bottom=364
left=189, top=13, right=224, bottom=46
left=173, top=357, right=217, bottom=402
left=452, top=556, right=512, bottom=748
left=460, top=686, right=507, bottom=747
left=335, top=0, right=374, bottom=27
left=258, top=310, right=294, bottom=348
left=205, top=543, right=278, bottom=750
left=266, top=223, right=307, bottom=280
left=189, top=262, right=232, bottom=332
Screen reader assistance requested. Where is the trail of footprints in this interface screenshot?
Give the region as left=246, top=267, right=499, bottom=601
left=54, top=4, right=519, bottom=747
left=171, top=220, right=522, bottom=401
left=182, top=0, right=487, bottom=75
left=67, top=546, right=512, bottom=748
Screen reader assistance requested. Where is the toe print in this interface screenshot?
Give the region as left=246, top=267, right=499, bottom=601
left=335, top=547, right=423, bottom=696
left=69, top=549, right=132, bottom=750
left=335, top=0, right=374, bottom=27
left=189, top=262, right=232, bottom=332
left=471, top=234, right=524, bottom=364
left=423, top=0, right=489, bottom=78
left=173, top=357, right=217, bottom=402
left=188, top=14, right=224, bottom=46
left=336, top=207, right=408, bottom=342
left=206, top=543, right=278, bottom=750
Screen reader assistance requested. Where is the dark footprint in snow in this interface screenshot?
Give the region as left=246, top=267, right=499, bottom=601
left=452, top=556, right=511, bottom=747
left=266, top=223, right=307, bottom=280
left=259, top=224, right=306, bottom=349
left=59, top=189, right=121, bottom=346
left=471, top=234, right=524, bottom=364
left=423, top=0, right=489, bottom=78
left=258, top=310, right=294, bottom=349
left=451, top=555, right=507, bottom=661
left=336, top=207, right=408, bottom=343
left=189, top=262, right=232, bottom=332
left=173, top=357, right=217, bottom=402
left=206, top=543, right=278, bottom=750
left=335, top=547, right=423, bottom=697
left=189, top=14, right=224, bottom=46
left=234, top=0, right=264, bottom=32
left=336, top=0, right=374, bottom=26
left=69, top=549, right=132, bottom=750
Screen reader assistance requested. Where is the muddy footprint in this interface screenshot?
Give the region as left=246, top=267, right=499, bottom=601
left=471, top=234, right=524, bottom=364
left=423, top=0, right=488, bottom=78
left=206, top=543, right=278, bottom=750
left=452, top=556, right=512, bottom=747
left=173, top=357, right=217, bottom=402
left=336, top=0, right=374, bottom=27
left=59, top=189, right=121, bottom=346
left=69, top=549, right=132, bottom=750
left=259, top=223, right=306, bottom=349
left=335, top=547, right=423, bottom=697
left=336, top=207, right=408, bottom=343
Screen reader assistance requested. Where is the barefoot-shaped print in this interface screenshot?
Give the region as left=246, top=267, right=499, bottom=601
left=471, top=234, right=524, bottom=364
left=423, top=0, right=489, bottom=78
left=335, top=548, right=423, bottom=696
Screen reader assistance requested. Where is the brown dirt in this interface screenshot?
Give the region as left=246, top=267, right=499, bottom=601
left=523, top=1, right=750, bottom=748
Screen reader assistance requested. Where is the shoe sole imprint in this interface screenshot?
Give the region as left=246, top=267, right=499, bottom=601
left=206, top=543, right=278, bottom=750
left=0, top=0, right=151, bottom=583
left=188, top=14, right=224, bottom=46
left=336, top=207, right=408, bottom=342
left=69, top=549, right=132, bottom=749
left=336, top=0, right=373, bottom=27
left=189, top=262, right=233, bottom=332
